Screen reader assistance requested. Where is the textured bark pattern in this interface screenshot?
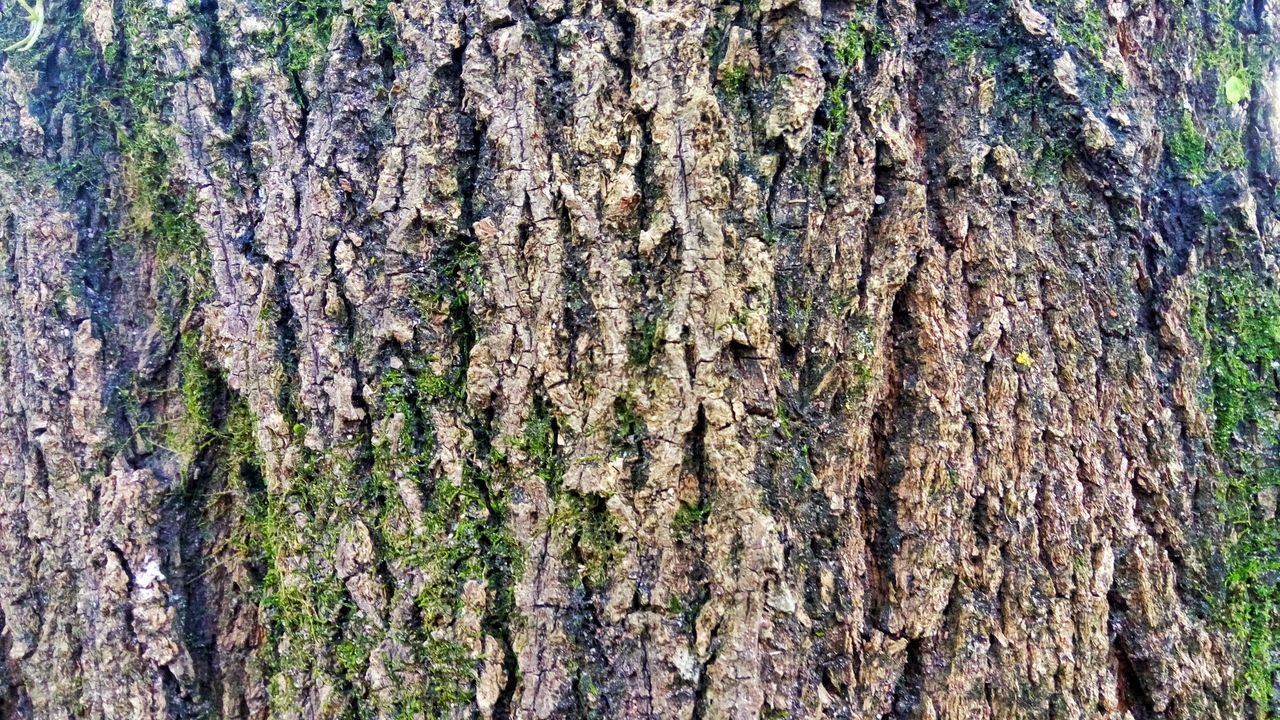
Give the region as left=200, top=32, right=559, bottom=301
left=0, top=0, right=1277, bottom=717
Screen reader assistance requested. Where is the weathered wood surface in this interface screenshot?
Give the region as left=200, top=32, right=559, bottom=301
left=0, top=0, right=1277, bottom=717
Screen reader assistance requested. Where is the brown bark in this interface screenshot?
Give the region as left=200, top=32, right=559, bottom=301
left=0, top=0, right=1276, bottom=717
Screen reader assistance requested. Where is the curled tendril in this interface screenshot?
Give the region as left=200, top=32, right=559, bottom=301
left=4, top=0, right=44, bottom=53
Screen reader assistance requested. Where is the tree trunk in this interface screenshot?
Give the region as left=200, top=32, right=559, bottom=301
left=0, top=0, right=1277, bottom=717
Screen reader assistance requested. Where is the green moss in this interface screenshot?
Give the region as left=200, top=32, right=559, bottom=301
left=360, top=367, right=523, bottom=713
left=248, top=446, right=358, bottom=700
left=1058, top=2, right=1107, bottom=58
left=782, top=295, right=814, bottom=345
left=281, top=0, right=403, bottom=70
left=1213, top=126, right=1246, bottom=171
left=793, top=444, right=814, bottom=489
left=419, top=639, right=479, bottom=707
left=173, top=333, right=216, bottom=464
left=1196, top=273, right=1280, bottom=452
left=521, top=409, right=560, bottom=485
left=1192, top=268, right=1280, bottom=709
left=831, top=20, right=867, bottom=67
left=610, top=394, right=647, bottom=460
left=223, top=398, right=264, bottom=493
left=776, top=399, right=793, bottom=440
left=628, top=309, right=662, bottom=367
left=1030, top=137, right=1073, bottom=182
left=354, top=0, right=404, bottom=63
left=822, top=13, right=894, bottom=158
left=275, top=0, right=342, bottom=76
left=522, top=406, right=622, bottom=586
left=417, top=368, right=462, bottom=402
left=114, top=0, right=212, bottom=333
left=1167, top=112, right=1207, bottom=184
left=721, top=65, right=750, bottom=98
left=823, top=80, right=849, bottom=158
left=549, top=489, right=620, bottom=587
left=238, top=389, right=403, bottom=712
left=946, top=29, right=983, bottom=64
left=105, top=375, right=152, bottom=464
left=673, top=501, right=712, bottom=537
left=1195, top=0, right=1258, bottom=94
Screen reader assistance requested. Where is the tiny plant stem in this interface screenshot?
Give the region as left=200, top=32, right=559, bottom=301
left=4, top=0, right=44, bottom=53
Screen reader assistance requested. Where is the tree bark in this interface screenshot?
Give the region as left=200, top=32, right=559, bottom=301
left=0, top=0, right=1277, bottom=717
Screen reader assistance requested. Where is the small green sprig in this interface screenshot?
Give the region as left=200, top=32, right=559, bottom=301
left=4, top=0, right=44, bottom=53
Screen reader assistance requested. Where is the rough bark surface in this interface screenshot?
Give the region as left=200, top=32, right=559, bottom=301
left=0, top=0, right=1277, bottom=717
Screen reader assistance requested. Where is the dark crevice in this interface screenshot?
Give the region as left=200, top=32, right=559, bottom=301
left=689, top=619, right=722, bottom=720
left=273, top=270, right=303, bottom=426
left=0, top=609, right=32, bottom=719
left=1108, top=591, right=1158, bottom=720
left=860, top=267, right=917, bottom=634
left=887, top=638, right=926, bottom=719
